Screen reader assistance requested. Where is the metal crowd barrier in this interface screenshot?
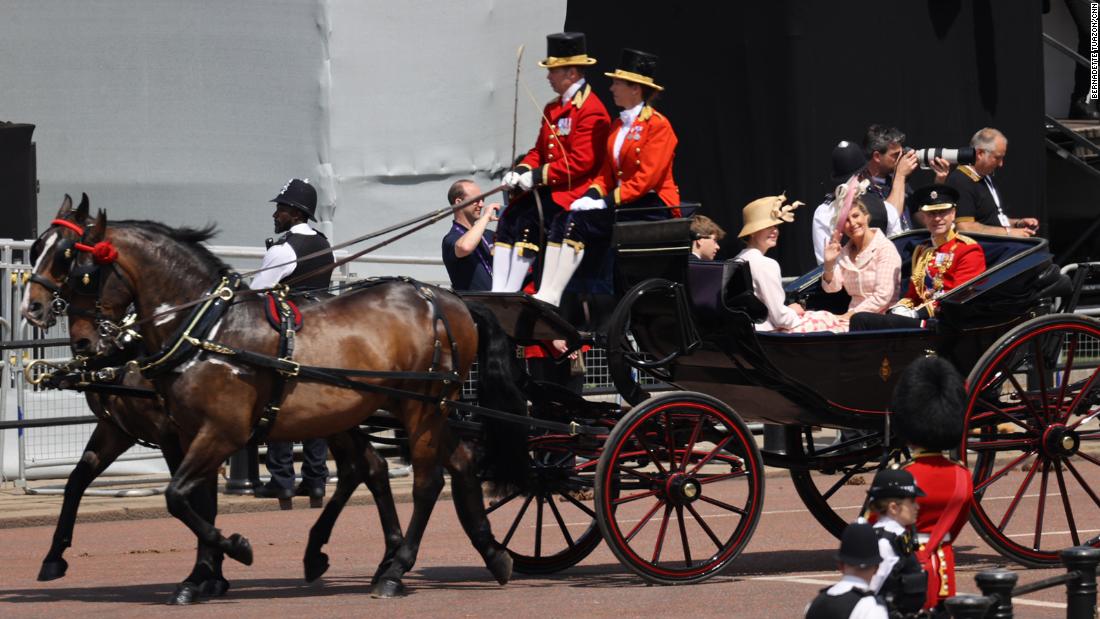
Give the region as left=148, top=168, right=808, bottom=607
left=945, top=546, right=1100, bottom=618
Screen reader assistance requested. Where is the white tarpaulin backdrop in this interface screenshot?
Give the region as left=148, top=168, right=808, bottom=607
left=2, top=0, right=566, bottom=281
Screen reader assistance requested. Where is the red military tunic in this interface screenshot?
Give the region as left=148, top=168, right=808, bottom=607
left=588, top=105, right=679, bottom=209
left=904, top=451, right=973, bottom=608
left=516, top=83, right=610, bottom=210
left=897, top=230, right=985, bottom=317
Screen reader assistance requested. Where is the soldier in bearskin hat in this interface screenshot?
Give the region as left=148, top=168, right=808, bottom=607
left=894, top=356, right=974, bottom=614
left=494, top=32, right=611, bottom=293
left=250, top=178, right=333, bottom=506
left=534, top=47, right=681, bottom=306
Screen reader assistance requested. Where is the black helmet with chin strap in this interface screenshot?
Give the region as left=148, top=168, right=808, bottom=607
left=270, top=178, right=317, bottom=221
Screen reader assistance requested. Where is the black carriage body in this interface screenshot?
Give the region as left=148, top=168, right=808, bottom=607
left=614, top=227, right=1062, bottom=430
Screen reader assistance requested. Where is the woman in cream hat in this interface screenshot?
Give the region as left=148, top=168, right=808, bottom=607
left=733, top=194, right=805, bottom=331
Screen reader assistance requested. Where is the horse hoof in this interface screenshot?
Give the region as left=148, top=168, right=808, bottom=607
left=37, top=558, right=69, bottom=581
left=303, top=551, right=330, bottom=583
left=370, top=578, right=405, bottom=598
left=199, top=577, right=230, bottom=597
left=167, top=582, right=202, bottom=605
left=225, top=533, right=253, bottom=566
left=488, top=549, right=512, bottom=585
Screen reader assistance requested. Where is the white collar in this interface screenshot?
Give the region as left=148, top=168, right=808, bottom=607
left=561, top=79, right=585, bottom=106
left=620, top=102, right=644, bottom=126
left=875, top=516, right=906, bottom=535
left=839, top=574, right=872, bottom=590
left=288, top=222, right=316, bottom=235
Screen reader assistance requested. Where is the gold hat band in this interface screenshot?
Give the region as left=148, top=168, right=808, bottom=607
left=539, top=54, right=598, bottom=68
left=604, top=68, right=665, bottom=91
left=920, top=202, right=956, bottom=212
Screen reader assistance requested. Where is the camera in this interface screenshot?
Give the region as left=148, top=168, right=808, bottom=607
left=906, top=147, right=976, bottom=170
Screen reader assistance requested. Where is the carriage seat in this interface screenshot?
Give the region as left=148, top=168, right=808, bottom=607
left=687, top=259, right=768, bottom=323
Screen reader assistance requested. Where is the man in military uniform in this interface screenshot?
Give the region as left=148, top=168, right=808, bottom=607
left=251, top=178, right=333, bottom=506
left=850, top=184, right=986, bottom=330
left=946, top=127, right=1039, bottom=238
left=805, top=522, right=888, bottom=619
left=894, top=356, right=974, bottom=613
left=492, top=32, right=610, bottom=292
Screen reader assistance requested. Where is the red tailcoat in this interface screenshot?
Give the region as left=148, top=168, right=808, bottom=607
left=589, top=105, right=680, bottom=208
left=905, top=451, right=973, bottom=607
left=517, top=83, right=610, bottom=210
left=898, top=230, right=986, bottom=317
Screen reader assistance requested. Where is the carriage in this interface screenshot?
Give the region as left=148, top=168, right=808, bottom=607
left=22, top=198, right=1100, bottom=598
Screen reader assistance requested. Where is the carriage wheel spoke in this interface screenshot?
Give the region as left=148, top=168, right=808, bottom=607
left=1053, top=461, right=1080, bottom=546
left=973, top=397, right=1035, bottom=433
left=614, top=488, right=661, bottom=506
left=1076, top=428, right=1100, bottom=441
left=1064, top=459, right=1100, bottom=511
left=973, top=450, right=1035, bottom=493
left=625, top=499, right=665, bottom=543
left=545, top=491, right=575, bottom=547
left=1077, top=451, right=1100, bottom=469
left=698, top=470, right=747, bottom=485
left=966, top=437, right=1038, bottom=451
left=535, top=495, right=544, bottom=558
left=620, top=466, right=660, bottom=483
left=821, top=465, right=868, bottom=502
left=998, top=457, right=1040, bottom=531
left=1006, top=373, right=1044, bottom=427
left=1065, top=367, right=1100, bottom=428
left=1032, top=339, right=1051, bottom=419
left=687, top=434, right=736, bottom=476
left=681, top=415, right=705, bottom=472
left=664, top=412, right=678, bottom=471
left=1056, top=334, right=1078, bottom=422
left=698, top=494, right=747, bottom=516
left=633, top=429, right=669, bottom=476
left=486, top=489, right=523, bottom=515
left=559, top=489, right=597, bottom=519
left=1033, top=459, right=1050, bottom=550
left=686, top=502, right=724, bottom=550
left=651, top=503, right=673, bottom=564
left=502, top=494, right=534, bottom=547
left=676, top=505, right=692, bottom=567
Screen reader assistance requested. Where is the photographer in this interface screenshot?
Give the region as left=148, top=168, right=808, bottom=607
left=861, top=125, right=953, bottom=230
left=946, top=128, right=1039, bottom=238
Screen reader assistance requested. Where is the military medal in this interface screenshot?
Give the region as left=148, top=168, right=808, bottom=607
left=557, top=117, right=572, bottom=136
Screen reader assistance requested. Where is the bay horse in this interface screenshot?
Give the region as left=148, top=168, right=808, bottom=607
left=23, top=196, right=409, bottom=603
left=23, top=205, right=527, bottom=599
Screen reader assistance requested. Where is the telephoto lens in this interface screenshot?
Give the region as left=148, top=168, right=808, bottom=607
left=913, top=147, right=976, bottom=169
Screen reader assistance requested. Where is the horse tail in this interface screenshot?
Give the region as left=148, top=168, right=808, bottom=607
left=464, top=301, right=530, bottom=496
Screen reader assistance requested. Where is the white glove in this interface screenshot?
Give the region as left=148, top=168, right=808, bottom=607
left=570, top=196, right=606, bottom=211
left=888, top=305, right=919, bottom=318
left=515, top=170, right=534, bottom=191
left=502, top=171, right=522, bottom=189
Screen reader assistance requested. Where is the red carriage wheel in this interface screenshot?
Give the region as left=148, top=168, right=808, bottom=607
left=484, top=434, right=605, bottom=574
left=594, top=392, right=764, bottom=584
left=965, top=314, right=1100, bottom=566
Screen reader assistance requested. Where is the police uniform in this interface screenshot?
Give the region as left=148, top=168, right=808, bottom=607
left=945, top=164, right=1010, bottom=229
left=533, top=48, right=680, bottom=306
left=849, top=184, right=986, bottom=330
left=866, top=469, right=929, bottom=617
left=251, top=178, right=332, bottom=503
left=492, top=32, right=610, bottom=292
left=805, top=523, right=889, bottom=619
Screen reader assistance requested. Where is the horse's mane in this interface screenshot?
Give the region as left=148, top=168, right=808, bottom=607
left=112, top=219, right=230, bottom=273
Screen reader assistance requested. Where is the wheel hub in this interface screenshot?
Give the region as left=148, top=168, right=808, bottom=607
left=1041, top=424, right=1080, bottom=458
left=665, top=474, right=701, bottom=505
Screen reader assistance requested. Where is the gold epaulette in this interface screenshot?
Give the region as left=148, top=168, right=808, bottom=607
left=954, top=233, right=978, bottom=245
left=639, top=105, right=654, bottom=122
left=957, top=165, right=981, bottom=182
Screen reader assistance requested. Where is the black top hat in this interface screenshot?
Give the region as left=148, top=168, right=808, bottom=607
left=831, top=140, right=866, bottom=183
left=604, top=48, right=664, bottom=91
left=868, top=468, right=926, bottom=500
left=538, top=32, right=597, bottom=68
left=893, top=356, right=967, bottom=451
left=910, top=183, right=959, bottom=213
left=270, top=178, right=318, bottom=221
left=836, top=522, right=883, bottom=568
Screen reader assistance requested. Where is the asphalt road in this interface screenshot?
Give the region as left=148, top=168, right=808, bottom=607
left=0, top=471, right=1082, bottom=618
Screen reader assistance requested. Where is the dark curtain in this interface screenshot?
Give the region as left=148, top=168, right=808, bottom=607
left=564, top=0, right=1045, bottom=274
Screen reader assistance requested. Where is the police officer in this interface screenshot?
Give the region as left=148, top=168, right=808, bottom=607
left=251, top=178, right=333, bottom=506
left=805, top=522, right=889, bottom=619
left=866, top=469, right=929, bottom=617
left=849, top=184, right=986, bottom=330
left=494, top=32, right=611, bottom=293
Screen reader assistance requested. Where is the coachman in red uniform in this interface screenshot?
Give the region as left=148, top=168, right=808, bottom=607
left=893, top=356, right=974, bottom=613
left=534, top=48, right=681, bottom=306
left=493, top=32, right=610, bottom=292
